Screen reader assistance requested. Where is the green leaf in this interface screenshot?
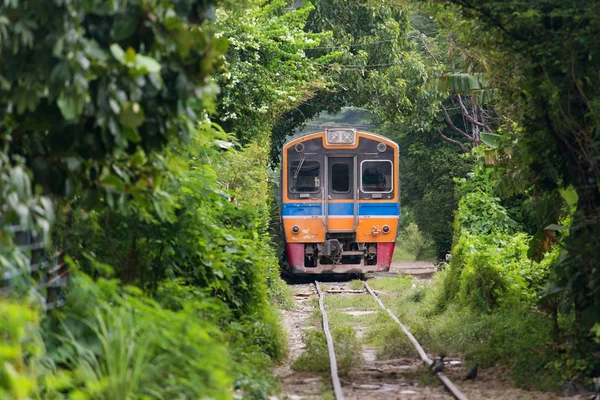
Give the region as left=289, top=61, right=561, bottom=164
left=63, top=157, right=81, bottom=172
left=111, top=15, right=138, bottom=41
left=130, top=149, right=147, bottom=168
left=125, top=47, right=136, bottom=64
left=100, top=174, right=125, bottom=192
left=82, top=188, right=99, bottom=209
left=559, top=186, right=578, bottom=208
left=13, top=87, right=40, bottom=114
left=119, top=102, right=145, bottom=128
left=0, top=74, right=10, bottom=91
left=85, top=39, right=107, bottom=61
left=52, top=38, right=64, bottom=57
left=481, top=133, right=501, bottom=148
left=122, top=127, right=142, bottom=143
left=57, top=92, right=83, bottom=120
left=110, top=43, right=125, bottom=63
left=135, top=55, right=161, bottom=74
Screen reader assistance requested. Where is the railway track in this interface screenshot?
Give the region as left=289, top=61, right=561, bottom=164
left=313, top=279, right=468, bottom=400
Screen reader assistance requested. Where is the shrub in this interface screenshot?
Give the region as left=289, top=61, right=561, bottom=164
left=0, top=301, right=43, bottom=399
left=43, top=273, right=233, bottom=399
left=433, top=178, right=552, bottom=313
left=398, top=222, right=436, bottom=261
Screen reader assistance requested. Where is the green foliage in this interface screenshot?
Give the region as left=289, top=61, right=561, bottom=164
left=433, top=166, right=553, bottom=312
left=389, top=127, right=473, bottom=257
left=364, top=311, right=415, bottom=359
left=54, top=127, right=281, bottom=313
left=2, top=1, right=304, bottom=398
left=0, top=152, right=54, bottom=289
left=0, top=301, right=43, bottom=399
left=292, top=329, right=330, bottom=373
left=396, top=222, right=436, bottom=261
left=0, top=0, right=224, bottom=205
left=270, top=0, right=442, bottom=162
left=421, top=0, right=600, bottom=342
left=214, top=0, right=328, bottom=144
left=293, top=325, right=362, bottom=377
left=393, top=160, right=596, bottom=389
left=46, top=117, right=289, bottom=397
left=455, top=192, right=519, bottom=236
left=369, top=274, right=569, bottom=391
left=39, top=272, right=233, bottom=399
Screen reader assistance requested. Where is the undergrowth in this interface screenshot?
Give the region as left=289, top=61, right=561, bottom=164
left=363, top=311, right=415, bottom=359
left=366, top=166, right=591, bottom=392
left=292, top=324, right=362, bottom=376
left=372, top=274, right=566, bottom=391
left=294, top=300, right=363, bottom=377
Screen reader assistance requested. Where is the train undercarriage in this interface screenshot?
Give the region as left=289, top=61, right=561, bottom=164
left=283, top=235, right=395, bottom=274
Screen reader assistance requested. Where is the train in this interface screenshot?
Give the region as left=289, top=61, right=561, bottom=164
left=279, top=128, right=400, bottom=275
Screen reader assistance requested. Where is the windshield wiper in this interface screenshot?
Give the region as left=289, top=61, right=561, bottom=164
left=293, top=157, right=305, bottom=179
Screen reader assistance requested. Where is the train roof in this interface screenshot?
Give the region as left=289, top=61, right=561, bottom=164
left=282, top=129, right=399, bottom=149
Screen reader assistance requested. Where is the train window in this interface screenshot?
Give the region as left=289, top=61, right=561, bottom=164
left=361, top=160, right=393, bottom=193
left=331, top=163, right=350, bottom=193
left=289, top=160, right=321, bottom=193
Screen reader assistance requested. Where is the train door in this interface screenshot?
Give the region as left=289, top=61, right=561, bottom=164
left=324, top=156, right=357, bottom=232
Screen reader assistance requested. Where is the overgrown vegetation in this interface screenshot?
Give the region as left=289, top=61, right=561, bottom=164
left=0, top=0, right=322, bottom=398
left=394, top=221, right=437, bottom=262
left=293, top=325, right=362, bottom=377
left=293, top=297, right=365, bottom=377
left=368, top=158, right=595, bottom=391
left=1, top=0, right=599, bottom=397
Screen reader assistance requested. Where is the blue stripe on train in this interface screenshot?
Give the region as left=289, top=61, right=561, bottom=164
left=359, top=202, right=400, bottom=216
left=281, top=203, right=322, bottom=216
left=281, top=202, right=400, bottom=216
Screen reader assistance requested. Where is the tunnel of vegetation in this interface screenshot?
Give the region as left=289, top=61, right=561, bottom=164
left=0, top=0, right=598, bottom=398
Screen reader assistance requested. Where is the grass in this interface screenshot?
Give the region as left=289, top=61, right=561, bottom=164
left=296, top=273, right=567, bottom=393
left=294, top=291, right=375, bottom=377
left=392, top=244, right=417, bottom=262
left=348, top=279, right=364, bottom=290
left=392, top=242, right=437, bottom=262
left=324, top=293, right=378, bottom=310
left=363, top=311, right=416, bottom=359
left=394, top=222, right=438, bottom=262
left=292, top=324, right=363, bottom=376
left=268, top=276, right=295, bottom=310
left=364, top=273, right=566, bottom=392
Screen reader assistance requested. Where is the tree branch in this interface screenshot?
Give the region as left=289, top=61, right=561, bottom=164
left=446, top=0, right=528, bottom=42
left=441, top=104, right=477, bottom=142
left=456, top=95, right=492, bottom=132
left=437, top=128, right=467, bottom=152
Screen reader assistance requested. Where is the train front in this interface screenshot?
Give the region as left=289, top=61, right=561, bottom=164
left=281, top=129, right=400, bottom=274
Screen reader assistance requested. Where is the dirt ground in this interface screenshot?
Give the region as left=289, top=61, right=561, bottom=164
left=273, top=262, right=594, bottom=400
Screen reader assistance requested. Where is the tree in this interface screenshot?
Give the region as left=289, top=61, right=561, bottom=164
left=270, top=0, right=442, bottom=160
left=385, top=124, right=472, bottom=257
left=0, top=0, right=224, bottom=209
left=213, top=0, right=328, bottom=145
left=428, top=0, right=600, bottom=333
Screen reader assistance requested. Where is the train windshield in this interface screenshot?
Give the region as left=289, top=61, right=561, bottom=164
left=331, top=162, right=350, bottom=193
left=289, top=160, right=321, bottom=193
left=361, top=160, right=392, bottom=193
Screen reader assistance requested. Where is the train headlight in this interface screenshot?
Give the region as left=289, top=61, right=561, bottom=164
left=326, top=129, right=355, bottom=145
left=382, top=225, right=390, bottom=234
left=292, top=225, right=300, bottom=234
left=342, top=131, right=353, bottom=142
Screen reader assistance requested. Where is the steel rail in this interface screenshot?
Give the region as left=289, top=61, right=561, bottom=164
left=315, top=281, right=345, bottom=400
left=364, top=282, right=468, bottom=400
